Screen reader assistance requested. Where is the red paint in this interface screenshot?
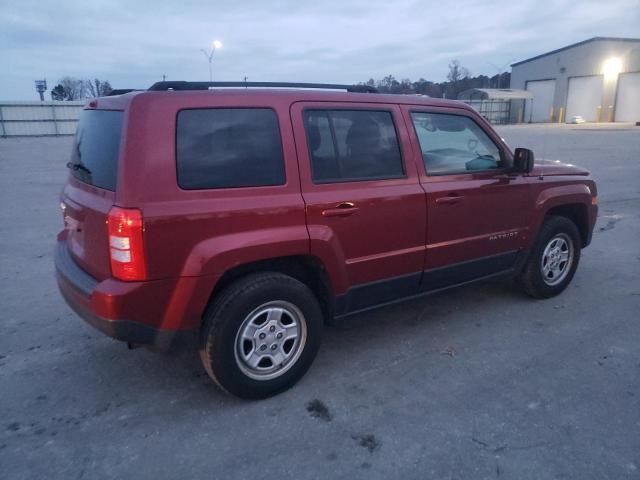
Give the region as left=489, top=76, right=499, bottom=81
left=56, top=89, right=598, bottom=343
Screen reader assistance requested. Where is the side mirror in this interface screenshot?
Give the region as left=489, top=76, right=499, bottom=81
left=513, top=147, right=534, bottom=173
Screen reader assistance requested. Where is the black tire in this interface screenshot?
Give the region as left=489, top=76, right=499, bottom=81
left=518, top=215, right=581, bottom=299
left=199, top=272, right=323, bottom=399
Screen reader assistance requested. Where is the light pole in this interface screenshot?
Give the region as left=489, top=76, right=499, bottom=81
left=201, top=40, right=222, bottom=81
left=34, top=79, right=47, bottom=101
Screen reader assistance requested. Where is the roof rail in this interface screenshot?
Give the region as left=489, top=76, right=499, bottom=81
left=107, top=89, right=138, bottom=96
left=147, top=81, right=378, bottom=93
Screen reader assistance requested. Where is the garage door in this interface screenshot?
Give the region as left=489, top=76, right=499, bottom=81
left=566, top=76, right=603, bottom=122
left=615, top=72, right=640, bottom=122
left=525, top=80, right=555, bottom=122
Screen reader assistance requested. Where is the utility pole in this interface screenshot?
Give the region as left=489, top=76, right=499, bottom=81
left=489, top=60, right=515, bottom=88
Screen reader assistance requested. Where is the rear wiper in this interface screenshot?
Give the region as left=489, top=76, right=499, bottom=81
left=66, top=162, right=92, bottom=175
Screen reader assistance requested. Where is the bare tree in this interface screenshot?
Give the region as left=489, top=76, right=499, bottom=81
left=398, top=78, right=414, bottom=94
left=59, top=77, right=86, bottom=100
left=85, top=78, right=113, bottom=97
left=447, top=60, right=471, bottom=83
left=378, top=75, right=399, bottom=92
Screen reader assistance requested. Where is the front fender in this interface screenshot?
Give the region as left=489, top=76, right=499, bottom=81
left=534, top=183, right=591, bottom=210
left=529, top=183, right=592, bottom=247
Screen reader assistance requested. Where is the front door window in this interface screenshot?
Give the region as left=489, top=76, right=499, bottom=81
left=410, top=112, right=504, bottom=175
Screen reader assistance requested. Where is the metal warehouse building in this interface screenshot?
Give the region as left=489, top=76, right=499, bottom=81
left=510, top=37, right=640, bottom=123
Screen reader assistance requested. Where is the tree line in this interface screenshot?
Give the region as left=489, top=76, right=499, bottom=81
left=49, top=60, right=508, bottom=101
left=51, top=77, right=113, bottom=100
left=361, top=60, right=510, bottom=98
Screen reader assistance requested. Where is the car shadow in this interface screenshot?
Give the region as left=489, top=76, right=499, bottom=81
left=71, top=275, right=529, bottom=408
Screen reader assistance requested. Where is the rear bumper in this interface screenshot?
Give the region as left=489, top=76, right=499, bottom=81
left=59, top=285, right=179, bottom=349
left=54, top=241, right=197, bottom=350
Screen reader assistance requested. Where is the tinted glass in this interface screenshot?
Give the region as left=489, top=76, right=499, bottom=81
left=69, top=110, right=123, bottom=191
left=177, top=108, right=285, bottom=189
left=410, top=112, right=502, bottom=174
left=304, top=110, right=404, bottom=182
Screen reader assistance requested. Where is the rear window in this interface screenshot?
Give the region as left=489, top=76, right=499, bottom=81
left=176, top=108, right=285, bottom=189
left=69, top=110, right=123, bottom=191
left=303, top=109, right=404, bottom=183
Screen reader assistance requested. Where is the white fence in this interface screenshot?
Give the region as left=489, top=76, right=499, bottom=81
left=0, top=101, right=84, bottom=137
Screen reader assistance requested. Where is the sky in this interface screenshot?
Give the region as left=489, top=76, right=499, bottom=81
left=1, top=0, right=639, bottom=100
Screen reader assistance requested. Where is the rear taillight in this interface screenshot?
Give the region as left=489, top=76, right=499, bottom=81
left=107, top=207, right=146, bottom=281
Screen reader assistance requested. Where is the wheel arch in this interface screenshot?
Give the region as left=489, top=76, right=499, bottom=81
left=205, top=255, right=335, bottom=325
left=532, top=184, right=592, bottom=248
left=544, top=203, right=589, bottom=247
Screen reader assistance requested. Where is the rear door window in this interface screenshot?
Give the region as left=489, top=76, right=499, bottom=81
left=176, top=108, right=285, bottom=189
left=69, top=110, right=123, bottom=191
left=303, top=109, right=404, bottom=183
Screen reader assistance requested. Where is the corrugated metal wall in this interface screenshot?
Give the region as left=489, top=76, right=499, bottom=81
left=0, top=101, right=84, bottom=137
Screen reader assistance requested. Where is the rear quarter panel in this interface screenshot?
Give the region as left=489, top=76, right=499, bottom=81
left=118, top=93, right=308, bottom=281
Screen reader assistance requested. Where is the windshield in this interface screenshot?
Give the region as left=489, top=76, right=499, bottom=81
left=68, top=110, right=123, bottom=191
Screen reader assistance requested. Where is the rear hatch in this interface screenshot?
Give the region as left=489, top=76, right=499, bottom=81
left=61, top=109, right=123, bottom=280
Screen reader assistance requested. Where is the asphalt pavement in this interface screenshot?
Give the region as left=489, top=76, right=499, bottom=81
left=1, top=123, right=639, bottom=479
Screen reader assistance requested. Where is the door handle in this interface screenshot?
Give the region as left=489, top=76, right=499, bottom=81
left=435, top=194, right=464, bottom=205
left=322, top=202, right=359, bottom=217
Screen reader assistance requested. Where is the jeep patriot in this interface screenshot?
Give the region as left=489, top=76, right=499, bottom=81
left=55, top=81, right=598, bottom=398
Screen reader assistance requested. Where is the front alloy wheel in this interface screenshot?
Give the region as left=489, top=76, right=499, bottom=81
left=540, top=233, right=574, bottom=286
left=518, top=215, right=581, bottom=299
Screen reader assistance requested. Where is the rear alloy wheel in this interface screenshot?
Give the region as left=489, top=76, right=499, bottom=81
left=518, top=215, right=581, bottom=299
left=200, top=273, right=323, bottom=399
left=234, top=301, right=307, bottom=381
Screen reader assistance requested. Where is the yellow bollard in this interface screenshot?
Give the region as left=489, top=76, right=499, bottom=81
left=558, top=107, right=564, bottom=124
left=596, top=105, right=602, bottom=123
left=608, top=105, right=614, bottom=122
left=549, top=107, right=554, bottom=123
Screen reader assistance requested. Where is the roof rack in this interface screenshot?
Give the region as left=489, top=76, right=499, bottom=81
left=147, top=81, right=378, bottom=93
left=107, top=89, right=138, bottom=96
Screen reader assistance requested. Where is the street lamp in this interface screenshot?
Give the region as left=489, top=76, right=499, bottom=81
left=201, top=40, right=223, bottom=81
left=602, top=57, right=622, bottom=81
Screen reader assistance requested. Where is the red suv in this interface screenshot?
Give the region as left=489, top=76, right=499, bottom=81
left=56, top=81, right=598, bottom=398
